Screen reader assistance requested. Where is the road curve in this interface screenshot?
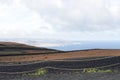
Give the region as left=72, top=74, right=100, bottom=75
left=0, top=56, right=120, bottom=73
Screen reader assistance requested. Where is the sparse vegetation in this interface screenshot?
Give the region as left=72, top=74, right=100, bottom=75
left=27, top=68, right=47, bottom=76
left=82, top=68, right=113, bottom=73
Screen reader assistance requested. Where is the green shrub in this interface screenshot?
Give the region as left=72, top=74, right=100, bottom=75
left=82, top=68, right=113, bottom=73
left=28, top=68, right=47, bottom=76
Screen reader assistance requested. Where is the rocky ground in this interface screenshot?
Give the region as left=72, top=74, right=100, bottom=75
left=0, top=70, right=120, bottom=80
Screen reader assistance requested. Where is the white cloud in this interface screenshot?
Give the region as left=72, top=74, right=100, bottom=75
left=26, top=40, right=82, bottom=47
left=0, top=0, right=54, bottom=38
left=24, top=0, right=110, bottom=31
left=33, top=43, right=65, bottom=47
left=0, top=0, right=120, bottom=41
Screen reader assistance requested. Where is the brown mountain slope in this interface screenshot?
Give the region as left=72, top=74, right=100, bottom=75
left=0, top=42, right=61, bottom=56
left=0, top=42, right=34, bottom=47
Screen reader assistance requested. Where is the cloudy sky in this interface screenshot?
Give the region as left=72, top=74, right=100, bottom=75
left=0, top=0, right=120, bottom=41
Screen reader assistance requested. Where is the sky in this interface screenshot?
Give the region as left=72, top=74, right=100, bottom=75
left=0, top=0, right=120, bottom=41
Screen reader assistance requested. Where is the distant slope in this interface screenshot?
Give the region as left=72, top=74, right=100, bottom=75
left=0, top=42, right=62, bottom=56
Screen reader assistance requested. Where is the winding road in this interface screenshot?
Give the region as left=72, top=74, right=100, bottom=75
left=0, top=56, right=120, bottom=73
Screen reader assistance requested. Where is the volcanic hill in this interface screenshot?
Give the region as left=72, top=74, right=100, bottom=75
left=0, top=42, right=61, bottom=56
left=0, top=42, right=120, bottom=62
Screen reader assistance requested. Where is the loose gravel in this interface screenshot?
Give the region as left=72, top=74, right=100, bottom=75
left=0, top=70, right=120, bottom=80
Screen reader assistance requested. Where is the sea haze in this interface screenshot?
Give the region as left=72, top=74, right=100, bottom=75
left=50, top=41, right=120, bottom=51
left=0, top=38, right=120, bottom=51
